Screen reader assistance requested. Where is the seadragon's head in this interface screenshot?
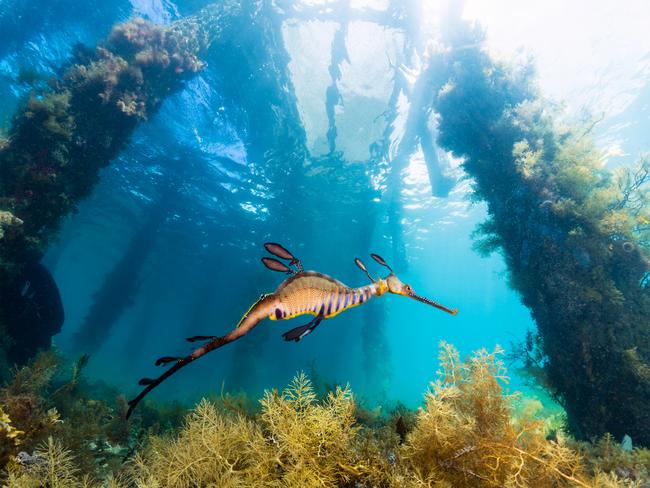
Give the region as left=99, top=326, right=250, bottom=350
left=355, top=254, right=458, bottom=316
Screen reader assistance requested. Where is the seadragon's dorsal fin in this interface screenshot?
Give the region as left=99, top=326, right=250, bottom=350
left=274, top=271, right=349, bottom=296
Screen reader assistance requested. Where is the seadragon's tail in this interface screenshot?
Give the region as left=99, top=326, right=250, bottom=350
left=126, top=295, right=273, bottom=419
left=126, top=333, right=233, bottom=419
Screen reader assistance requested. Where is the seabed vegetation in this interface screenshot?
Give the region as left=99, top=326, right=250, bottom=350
left=0, top=342, right=647, bottom=487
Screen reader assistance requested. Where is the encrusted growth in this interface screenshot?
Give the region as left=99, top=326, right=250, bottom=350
left=429, top=9, right=650, bottom=445
left=0, top=1, right=241, bottom=366
left=0, top=16, right=203, bottom=257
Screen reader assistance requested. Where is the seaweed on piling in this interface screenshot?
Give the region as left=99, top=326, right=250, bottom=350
left=0, top=2, right=242, bottom=367
left=428, top=5, right=650, bottom=446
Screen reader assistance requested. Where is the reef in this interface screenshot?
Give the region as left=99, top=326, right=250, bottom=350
left=428, top=7, right=650, bottom=445
left=2, top=342, right=648, bottom=487
left=0, top=1, right=241, bottom=366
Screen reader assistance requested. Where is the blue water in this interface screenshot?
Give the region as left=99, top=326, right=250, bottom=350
left=1, top=0, right=647, bottom=411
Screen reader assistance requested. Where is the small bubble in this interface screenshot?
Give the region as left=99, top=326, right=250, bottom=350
left=622, top=242, right=634, bottom=253
left=539, top=200, right=553, bottom=208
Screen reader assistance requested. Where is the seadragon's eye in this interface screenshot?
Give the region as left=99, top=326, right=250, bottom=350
left=404, top=285, right=412, bottom=294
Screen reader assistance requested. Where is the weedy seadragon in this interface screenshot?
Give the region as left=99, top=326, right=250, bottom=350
left=126, top=242, right=457, bottom=418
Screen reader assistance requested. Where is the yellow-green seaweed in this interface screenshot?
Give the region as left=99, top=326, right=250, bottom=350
left=3, top=342, right=650, bottom=487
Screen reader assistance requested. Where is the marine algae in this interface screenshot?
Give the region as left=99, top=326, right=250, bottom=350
left=0, top=1, right=242, bottom=368
left=0, top=406, right=24, bottom=468
left=1, top=351, right=61, bottom=450
left=5, top=437, right=81, bottom=488
left=403, top=342, right=588, bottom=487
left=429, top=5, right=650, bottom=445
left=3, top=342, right=650, bottom=487
left=0, top=351, right=130, bottom=480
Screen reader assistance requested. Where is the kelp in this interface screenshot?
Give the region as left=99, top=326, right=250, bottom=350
left=3, top=342, right=650, bottom=486
left=427, top=6, right=650, bottom=445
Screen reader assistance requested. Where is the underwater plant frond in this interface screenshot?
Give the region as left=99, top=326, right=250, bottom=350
left=470, top=219, right=503, bottom=258
left=123, top=399, right=273, bottom=488
left=0, top=352, right=62, bottom=453
left=5, top=436, right=82, bottom=488
left=612, top=156, right=650, bottom=214
left=280, top=370, right=318, bottom=412
left=0, top=405, right=25, bottom=467
left=51, top=353, right=91, bottom=398
left=5, top=351, right=60, bottom=398
left=38, top=437, right=79, bottom=488
left=403, top=343, right=591, bottom=487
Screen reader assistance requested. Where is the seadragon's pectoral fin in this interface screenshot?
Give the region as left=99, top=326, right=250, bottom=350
left=282, top=312, right=323, bottom=342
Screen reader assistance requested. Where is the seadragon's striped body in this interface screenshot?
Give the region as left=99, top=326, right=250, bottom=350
left=126, top=243, right=456, bottom=419
left=268, top=271, right=386, bottom=321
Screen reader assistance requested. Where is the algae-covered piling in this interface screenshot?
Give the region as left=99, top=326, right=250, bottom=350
left=0, top=2, right=241, bottom=364
left=430, top=8, right=650, bottom=445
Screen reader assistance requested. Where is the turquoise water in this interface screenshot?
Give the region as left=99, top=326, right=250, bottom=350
left=1, top=0, right=647, bottom=412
